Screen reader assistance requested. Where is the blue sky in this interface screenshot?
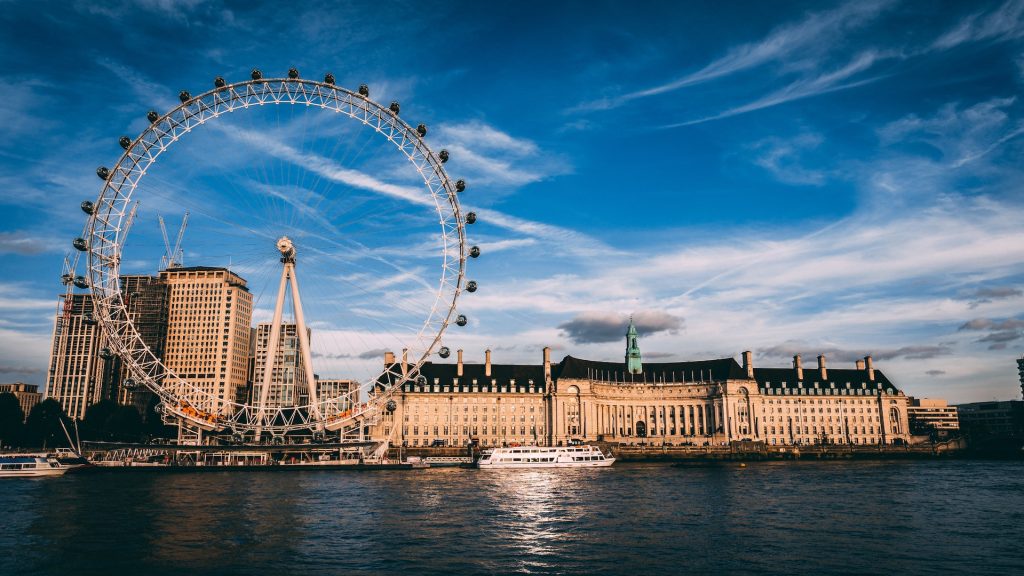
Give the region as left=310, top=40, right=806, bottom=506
left=1, top=0, right=1023, bottom=402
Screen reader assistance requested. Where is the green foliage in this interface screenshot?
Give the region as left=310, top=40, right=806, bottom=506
left=144, top=395, right=176, bottom=440
left=0, top=392, right=25, bottom=447
left=82, top=399, right=144, bottom=442
left=23, top=399, right=70, bottom=449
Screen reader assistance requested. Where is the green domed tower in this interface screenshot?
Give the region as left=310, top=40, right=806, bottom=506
left=625, top=317, right=643, bottom=374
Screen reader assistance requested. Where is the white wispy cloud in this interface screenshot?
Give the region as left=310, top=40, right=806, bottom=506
left=749, top=132, right=827, bottom=186
left=931, top=0, right=1024, bottom=50
left=436, top=120, right=570, bottom=189
left=667, top=50, right=888, bottom=127
left=573, top=0, right=892, bottom=112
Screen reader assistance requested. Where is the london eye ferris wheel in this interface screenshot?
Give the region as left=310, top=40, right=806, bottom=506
left=67, top=68, right=480, bottom=438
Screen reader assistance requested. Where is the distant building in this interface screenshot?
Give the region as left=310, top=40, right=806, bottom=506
left=114, top=275, right=170, bottom=413
left=1018, top=356, right=1024, bottom=400
left=371, top=325, right=911, bottom=448
left=0, top=382, right=41, bottom=421
left=372, top=349, right=547, bottom=447
left=316, top=378, right=358, bottom=415
left=159, top=267, right=252, bottom=416
left=252, top=323, right=309, bottom=409
left=956, top=401, right=1024, bottom=438
left=45, top=293, right=109, bottom=420
left=907, top=397, right=959, bottom=435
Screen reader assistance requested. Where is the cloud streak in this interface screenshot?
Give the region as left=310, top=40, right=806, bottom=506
left=574, top=0, right=892, bottom=112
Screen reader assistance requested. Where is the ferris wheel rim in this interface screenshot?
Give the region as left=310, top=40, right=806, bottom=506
left=81, top=73, right=470, bottom=434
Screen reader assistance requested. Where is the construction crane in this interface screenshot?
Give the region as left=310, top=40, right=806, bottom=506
left=159, top=211, right=189, bottom=270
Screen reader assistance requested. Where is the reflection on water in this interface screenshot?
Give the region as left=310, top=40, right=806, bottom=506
left=2, top=461, right=1023, bottom=575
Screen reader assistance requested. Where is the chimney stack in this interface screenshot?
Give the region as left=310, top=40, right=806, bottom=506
left=742, top=351, right=754, bottom=379
left=543, top=346, right=551, bottom=381
left=457, top=349, right=464, bottom=376
left=485, top=349, right=492, bottom=377
left=817, top=354, right=827, bottom=381
left=856, top=359, right=865, bottom=370
left=864, top=355, right=875, bottom=381
left=793, top=354, right=804, bottom=381
left=401, top=348, right=408, bottom=376
left=384, top=351, right=395, bottom=366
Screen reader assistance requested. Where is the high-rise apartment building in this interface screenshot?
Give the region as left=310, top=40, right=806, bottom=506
left=45, top=293, right=109, bottom=420
left=252, top=323, right=309, bottom=409
left=160, top=267, right=252, bottom=416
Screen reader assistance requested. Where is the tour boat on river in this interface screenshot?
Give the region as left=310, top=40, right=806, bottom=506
left=0, top=454, right=72, bottom=478
left=476, top=445, right=615, bottom=468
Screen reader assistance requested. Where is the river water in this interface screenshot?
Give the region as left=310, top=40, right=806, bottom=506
left=2, top=460, right=1023, bottom=575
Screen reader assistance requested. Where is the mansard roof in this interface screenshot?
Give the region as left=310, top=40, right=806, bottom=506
left=555, top=355, right=749, bottom=383
left=379, top=361, right=546, bottom=392
left=752, top=367, right=899, bottom=393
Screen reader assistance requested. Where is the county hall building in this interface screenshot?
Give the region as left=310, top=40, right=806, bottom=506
left=372, top=320, right=912, bottom=448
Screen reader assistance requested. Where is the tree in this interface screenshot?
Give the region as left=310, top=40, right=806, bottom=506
left=82, top=399, right=145, bottom=442
left=81, top=399, right=119, bottom=441
left=144, top=395, right=176, bottom=440
left=109, top=404, right=143, bottom=441
left=23, top=399, right=70, bottom=449
left=0, top=392, right=25, bottom=448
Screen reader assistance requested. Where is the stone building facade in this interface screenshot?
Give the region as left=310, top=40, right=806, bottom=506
left=374, top=321, right=912, bottom=447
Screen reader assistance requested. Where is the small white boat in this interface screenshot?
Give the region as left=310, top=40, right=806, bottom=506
left=477, top=445, right=615, bottom=469
left=0, top=454, right=72, bottom=478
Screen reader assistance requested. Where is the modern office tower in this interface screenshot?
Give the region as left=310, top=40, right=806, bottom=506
left=252, top=323, right=310, bottom=409
left=159, top=267, right=252, bottom=416
left=45, top=293, right=109, bottom=420
left=115, top=275, right=170, bottom=413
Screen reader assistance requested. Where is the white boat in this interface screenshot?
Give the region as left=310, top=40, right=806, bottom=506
left=477, top=445, right=615, bottom=468
left=0, top=454, right=72, bottom=478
